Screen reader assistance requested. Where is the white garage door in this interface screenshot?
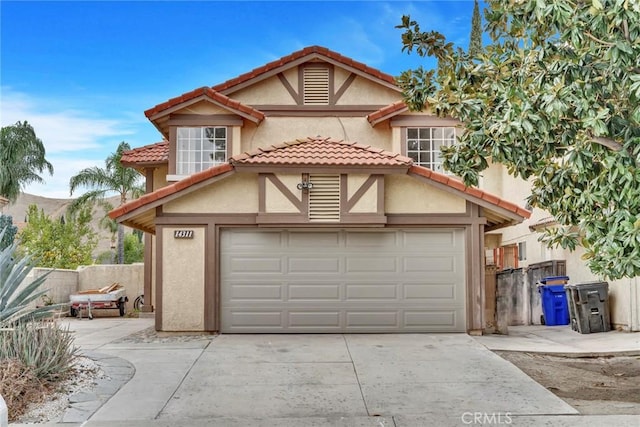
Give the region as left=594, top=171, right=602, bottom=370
left=220, top=229, right=466, bottom=333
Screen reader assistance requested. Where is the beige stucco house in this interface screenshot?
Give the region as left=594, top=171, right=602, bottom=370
left=110, top=46, right=531, bottom=334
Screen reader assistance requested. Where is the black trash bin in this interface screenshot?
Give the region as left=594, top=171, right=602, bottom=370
left=565, top=281, right=611, bottom=334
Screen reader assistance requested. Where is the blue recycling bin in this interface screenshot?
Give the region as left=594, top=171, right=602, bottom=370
left=538, top=276, right=570, bottom=326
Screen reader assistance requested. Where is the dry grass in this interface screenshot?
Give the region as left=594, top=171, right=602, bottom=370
left=0, top=358, right=50, bottom=421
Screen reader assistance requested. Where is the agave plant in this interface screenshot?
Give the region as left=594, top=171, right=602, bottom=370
left=0, top=227, right=57, bottom=327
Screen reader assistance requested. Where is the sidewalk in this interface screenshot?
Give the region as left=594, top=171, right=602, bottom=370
left=473, top=325, right=640, bottom=356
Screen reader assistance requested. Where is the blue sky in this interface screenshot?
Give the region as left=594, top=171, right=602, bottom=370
left=1, top=0, right=481, bottom=198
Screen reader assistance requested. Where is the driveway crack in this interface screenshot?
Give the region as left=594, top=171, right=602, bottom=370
left=342, top=334, right=371, bottom=417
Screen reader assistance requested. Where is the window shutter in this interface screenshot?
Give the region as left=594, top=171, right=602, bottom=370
left=303, top=67, right=330, bottom=105
left=308, top=174, right=340, bottom=222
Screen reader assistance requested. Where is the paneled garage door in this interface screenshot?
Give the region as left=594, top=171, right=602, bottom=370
left=220, top=229, right=466, bottom=333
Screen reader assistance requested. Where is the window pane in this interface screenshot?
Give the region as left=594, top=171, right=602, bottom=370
left=432, top=128, right=444, bottom=140
left=214, top=152, right=226, bottom=163
left=407, top=128, right=418, bottom=139
left=193, top=128, right=202, bottom=138
left=419, top=140, right=430, bottom=151
left=177, top=128, right=189, bottom=138
left=215, top=140, right=226, bottom=151
left=444, top=127, right=456, bottom=143
left=407, top=152, right=419, bottom=163
left=419, top=128, right=430, bottom=139
left=215, top=127, right=226, bottom=138
left=204, top=127, right=215, bottom=141
left=407, top=139, right=419, bottom=151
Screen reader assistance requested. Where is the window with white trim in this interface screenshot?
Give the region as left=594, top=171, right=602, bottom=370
left=176, top=127, right=227, bottom=175
left=406, top=127, right=456, bottom=173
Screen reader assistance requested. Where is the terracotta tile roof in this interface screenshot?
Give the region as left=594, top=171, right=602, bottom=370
left=109, top=163, right=234, bottom=220
left=121, top=141, right=169, bottom=165
left=409, top=165, right=532, bottom=219
left=367, top=101, right=408, bottom=126
left=230, top=137, right=413, bottom=167
left=213, top=45, right=398, bottom=93
left=144, top=87, right=265, bottom=122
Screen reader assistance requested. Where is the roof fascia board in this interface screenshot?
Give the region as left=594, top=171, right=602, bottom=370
left=148, top=94, right=262, bottom=124
left=232, top=164, right=410, bottom=175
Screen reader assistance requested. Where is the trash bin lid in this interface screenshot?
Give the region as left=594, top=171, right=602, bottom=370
left=540, top=276, right=570, bottom=284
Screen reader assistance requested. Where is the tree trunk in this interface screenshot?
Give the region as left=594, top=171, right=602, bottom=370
left=117, top=224, right=125, bottom=264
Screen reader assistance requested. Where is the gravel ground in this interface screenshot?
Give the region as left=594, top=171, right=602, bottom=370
left=16, top=356, right=106, bottom=424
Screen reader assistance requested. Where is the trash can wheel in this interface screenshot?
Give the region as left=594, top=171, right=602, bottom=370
left=540, top=314, right=546, bottom=325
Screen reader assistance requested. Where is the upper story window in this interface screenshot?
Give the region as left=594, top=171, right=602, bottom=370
left=406, top=127, right=456, bottom=173
left=176, top=127, right=227, bottom=175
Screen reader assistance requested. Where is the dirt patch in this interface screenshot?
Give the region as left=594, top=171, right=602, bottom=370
left=497, top=351, right=640, bottom=415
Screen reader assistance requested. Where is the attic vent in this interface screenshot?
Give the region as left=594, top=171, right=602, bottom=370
left=308, top=174, right=340, bottom=222
left=303, top=67, right=330, bottom=105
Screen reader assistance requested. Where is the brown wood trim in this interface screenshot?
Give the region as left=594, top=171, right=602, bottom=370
left=334, top=73, right=357, bottom=104
left=258, top=174, right=266, bottom=212
left=251, top=105, right=387, bottom=112
left=340, top=174, right=348, bottom=218
left=204, top=224, right=216, bottom=331
left=169, top=127, right=177, bottom=175
left=233, top=164, right=409, bottom=175
left=277, top=73, right=300, bottom=104
left=340, top=214, right=387, bottom=224
left=390, top=116, right=463, bottom=127
left=386, top=213, right=486, bottom=226
left=345, top=175, right=377, bottom=212
left=167, top=114, right=243, bottom=126
left=142, top=233, right=153, bottom=312
left=155, top=225, right=163, bottom=330
left=377, top=175, right=384, bottom=214
left=256, top=213, right=309, bottom=224
left=302, top=173, right=309, bottom=217
left=144, top=167, right=154, bottom=193
left=265, top=174, right=303, bottom=211
left=328, top=66, right=335, bottom=106
left=155, top=214, right=258, bottom=224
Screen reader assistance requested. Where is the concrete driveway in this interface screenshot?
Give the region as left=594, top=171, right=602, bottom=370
left=65, top=319, right=586, bottom=426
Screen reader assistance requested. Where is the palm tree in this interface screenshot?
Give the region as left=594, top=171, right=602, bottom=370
left=0, top=121, right=54, bottom=202
left=69, top=142, right=143, bottom=264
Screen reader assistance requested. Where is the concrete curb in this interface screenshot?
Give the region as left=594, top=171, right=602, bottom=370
left=492, top=349, right=640, bottom=358
left=60, top=351, right=135, bottom=423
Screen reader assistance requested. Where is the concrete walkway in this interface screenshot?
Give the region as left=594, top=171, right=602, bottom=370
left=11, top=319, right=640, bottom=427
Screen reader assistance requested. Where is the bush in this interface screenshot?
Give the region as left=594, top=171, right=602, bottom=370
left=0, top=358, right=47, bottom=421
left=0, top=321, right=78, bottom=382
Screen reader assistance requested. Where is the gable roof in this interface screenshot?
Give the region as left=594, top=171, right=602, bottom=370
left=212, top=45, right=400, bottom=95
left=144, top=87, right=266, bottom=123
left=367, top=101, right=409, bottom=126
left=231, top=137, right=412, bottom=169
left=121, top=141, right=169, bottom=167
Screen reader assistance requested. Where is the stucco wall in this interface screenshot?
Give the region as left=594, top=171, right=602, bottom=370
left=161, top=227, right=206, bottom=331
left=336, top=75, right=400, bottom=105
left=385, top=175, right=466, bottom=214
left=228, top=74, right=298, bottom=105
left=176, top=100, right=230, bottom=115
left=239, top=117, right=392, bottom=153
left=266, top=174, right=302, bottom=213
left=348, top=174, right=377, bottom=213
left=164, top=173, right=259, bottom=213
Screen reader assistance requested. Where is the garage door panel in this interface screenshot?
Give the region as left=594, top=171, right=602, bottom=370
left=288, top=284, right=341, bottom=300
left=289, top=257, right=340, bottom=273
left=346, top=257, right=397, bottom=273
left=221, top=229, right=466, bottom=333
left=228, top=257, right=283, bottom=273
left=289, top=231, right=340, bottom=247
left=346, top=284, right=398, bottom=300
left=403, top=283, right=457, bottom=300
left=228, top=284, right=283, bottom=300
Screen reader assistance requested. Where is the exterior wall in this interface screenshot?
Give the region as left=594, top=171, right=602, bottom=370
left=176, top=101, right=230, bottom=115
left=164, top=173, right=259, bottom=213
left=153, top=166, right=168, bottom=190
left=228, top=74, right=298, bottom=105
left=385, top=175, right=467, bottom=214
left=160, top=226, right=206, bottom=331
left=19, top=265, right=144, bottom=314
left=348, top=174, right=377, bottom=213
left=335, top=76, right=400, bottom=105
left=239, top=117, right=392, bottom=153
left=266, top=174, right=302, bottom=213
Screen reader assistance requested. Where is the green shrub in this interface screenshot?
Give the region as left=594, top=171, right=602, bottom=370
left=0, top=227, right=60, bottom=327
left=0, top=321, right=78, bottom=382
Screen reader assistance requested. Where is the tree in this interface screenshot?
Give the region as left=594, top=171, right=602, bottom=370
left=0, top=215, right=17, bottom=251
left=18, top=205, right=97, bottom=269
left=69, top=142, right=144, bottom=264
left=468, top=0, right=482, bottom=58
left=0, top=121, right=54, bottom=202
left=396, top=0, right=640, bottom=279
left=123, top=232, right=144, bottom=264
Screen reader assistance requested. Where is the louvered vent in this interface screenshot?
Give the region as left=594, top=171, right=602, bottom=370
left=309, top=174, right=340, bottom=222
left=303, top=67, right=330, bottom=105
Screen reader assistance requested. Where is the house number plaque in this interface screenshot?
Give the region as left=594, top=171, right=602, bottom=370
left=174, top=230, right=194, bottom=239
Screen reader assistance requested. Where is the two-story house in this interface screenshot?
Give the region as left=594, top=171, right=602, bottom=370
left=110, top=46, right=531, bottom=334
